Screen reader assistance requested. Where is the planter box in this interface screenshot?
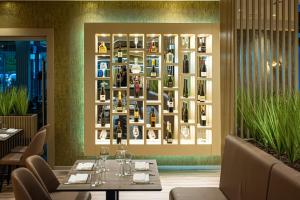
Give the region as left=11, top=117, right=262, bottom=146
left=0, top=114, right=38, bottom=145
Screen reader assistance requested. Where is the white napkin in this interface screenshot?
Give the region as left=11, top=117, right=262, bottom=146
left=133, top=173, right=150, bottom=183
left=134, top=161, right=149, bottom=171
left=0, top=134, right=9, bottom=139
left=76, top=162, right=94, bottom=170
left=67, top=174, right=89, bottom=184
left=6, top=129, right=17, bottom=133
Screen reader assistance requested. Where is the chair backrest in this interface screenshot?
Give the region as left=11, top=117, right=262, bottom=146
left=267, top=163, right=300, bottom=200
left=219, top=135, right=279, bottom=200
left=21, top=129, right=47, bottom=165
left=26, top=155, right=60, bottom=193
left=11, top=167, right=52, bottom=200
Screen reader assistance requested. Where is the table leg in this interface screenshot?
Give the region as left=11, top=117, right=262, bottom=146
left=106, top=190, right=119, bottom=200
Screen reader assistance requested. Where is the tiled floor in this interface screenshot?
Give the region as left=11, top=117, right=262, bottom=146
left=0, top=170, right=220, bottom=200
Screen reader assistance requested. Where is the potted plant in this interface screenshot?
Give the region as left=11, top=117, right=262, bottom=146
left=237, top=91, right=300, bottom=171
left=0, top=87, right=37, bottom=144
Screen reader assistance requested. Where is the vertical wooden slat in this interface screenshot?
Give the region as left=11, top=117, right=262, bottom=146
left=282, top=0, right=286, bottom=93
left=264, top=0, right=268, bottom=97
left=275, top=0, right=280, bottom=95
left=269, top=0, right=274, bottom=95
left=288, top=0, right=292, bottom=91
left=294, top=0, right=299, bottom=90
left=252, top=0, right=256, bottom=101
left=258, top=0, right=262, bottom=100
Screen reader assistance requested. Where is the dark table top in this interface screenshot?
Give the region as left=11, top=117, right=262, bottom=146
left=0, top=129, right=23, bottom=142
left=57, top=159, right=162, bottom=192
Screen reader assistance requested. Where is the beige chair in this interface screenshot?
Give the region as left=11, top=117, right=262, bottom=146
left=0, top=129, right=46, bottom=191
left=11, top=124, right=50, bottom=153
left=26, top=155, right=92, bottom=200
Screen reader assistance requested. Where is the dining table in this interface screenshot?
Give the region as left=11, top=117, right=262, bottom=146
left=57, top=159, right=162, bottom=200
left=0, top=129, right=23, bottom=158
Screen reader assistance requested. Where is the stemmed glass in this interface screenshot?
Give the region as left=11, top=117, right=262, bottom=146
left=133, top=126, right=139, bottom=140
left=115, top=149, right=126, bottom=176
left=100, top=146, right=109, bottom=172
left=124, top=151, right=133, bottom=176
left=134, top=37, right=139, bottom=48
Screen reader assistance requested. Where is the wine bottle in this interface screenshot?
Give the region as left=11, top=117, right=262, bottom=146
left=149, top=40, right=158, bottom=53
left=197, top=82, right=206, bottom=102
left=117, top=43, right=122, bottom=63
left=200, top=57, right=207, bottom=77
left=131, top=57, right=141, bottom=74
left=167, top=67, right=174, bottom=88
left=150, top=107, right=156, bottom=127
left=121, top=65, right=127, bottom=87
left=134, top=103, right=139, bottom=122
left=116, top=68, right=121, bottom=87
left=168, top=92, right=174, bottom=113
left=117, top=91, right=123, bottom=112
left=198, top=37, right=206, bottom=53
left=100, top=82, right=106, bottom=102
left=182, top=102, right=189, bottom=123
left=116, top=121, right=122, bottom=144
left=100, top=107, right=106, bottom=127
left=166, top=121, right=173, bottom=144
left=98, top=41, right=107, bottom=53
left=134, top=78, right=140, bottom=98
left=183, top=79, right=189, bottom=98
left=97, top=106, right=101, bottom=124
left=166, top=49, right=174, bottom=64
left=183, top=55, right=189, bottom=73
left=200, top=105, right=207, bottom=126
left=150, top=59, right=157, bottom=77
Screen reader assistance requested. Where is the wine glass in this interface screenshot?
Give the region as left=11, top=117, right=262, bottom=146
left=134, top=37, right=139, bottom=48
left=115, top=150, right=126, bottom=176
left=100, top=146, right=109, bottom=172
left=148, top=130, right=156, bottom=140
left=181, top=126, right=190, bottom=138
left=124, top=151, right=133, bottom=176
left=100, top=130, right=107, bottom=140
left=133, top=126, right=139, bottom=140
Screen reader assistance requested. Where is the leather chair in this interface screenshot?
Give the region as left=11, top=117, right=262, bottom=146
left=0, top=129, right=46, bottom=191
left=11, top=124, right=50, bottom=153
left=25, top=155, right=92, bottom=200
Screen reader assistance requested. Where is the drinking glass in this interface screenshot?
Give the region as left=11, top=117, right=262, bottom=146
left=100, top=146, right=109, bottom=172
left=124, top=151, right=132, bottom=176
left=133, top=126, right=139, bottom=140
left=115, top=149, right=126, bottom=176
left=134, top=37, right=139, bottom=48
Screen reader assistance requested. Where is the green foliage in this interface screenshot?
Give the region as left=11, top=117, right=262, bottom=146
left=237, top=91, right=300, bottom=163
left=0, top=87, right=29, bottom=116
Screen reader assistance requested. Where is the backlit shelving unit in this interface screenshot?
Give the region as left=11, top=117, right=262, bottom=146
left=84, top=23, right=221, bottom=156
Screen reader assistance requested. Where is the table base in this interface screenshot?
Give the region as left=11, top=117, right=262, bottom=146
left=106, top=190, right=119, bottom=200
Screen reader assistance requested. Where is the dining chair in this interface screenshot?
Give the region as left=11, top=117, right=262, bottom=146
left=11, top=124, right=50, bottom=153
left=26, top=155, right=92, bottom=200
left=0, top=129, right=46, bottom=191
left=12, top=167, right=52, bottom=200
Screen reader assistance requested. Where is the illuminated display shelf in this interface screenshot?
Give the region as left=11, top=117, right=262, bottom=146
left=84, top=23, right=220, bottom=156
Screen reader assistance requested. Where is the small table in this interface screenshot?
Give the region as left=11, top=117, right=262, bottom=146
left=57, top=160, right=162, bottom=200
left=0, top=129, right=23, bottom=158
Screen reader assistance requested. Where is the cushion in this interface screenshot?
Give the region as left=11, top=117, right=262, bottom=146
left=169, top=187, right=227, bottom=200
left=50, top=191, right=91, bottom=200
left=267, top=163, right=300, bottom=200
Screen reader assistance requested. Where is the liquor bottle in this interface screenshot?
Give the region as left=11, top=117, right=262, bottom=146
left=198, top=37, right=206, bottom=53
left=149, top=40, right=158, bottom=53
left=116, top=121, right=122, bottom=144
left=183, top=55, right=189, bottom=73
left=182, top=102, right=189, bottom=123
left=197, top=82, right=205, bottom=102
left=117, top=43, right=123, bottom=63
left=97, top=106, right=101, bottom=124
left=167, top=67, right=174, bottom=87
left=150, top=59, right=157, bottom=77
left=116, top=68, right=121, bottom=87
left=131, top=57, right=141, bottom=74
left=168, top=92, right=174, bottom=113
left=183, top=79, right=189, bottom=98
left=166, top=49, right=174, bottom=64
left=134, top=77, right=140, bottom=98
left=117, top=91, right=123, bottom=112
left=121, top=65, right=127, bottom=87
left=170, top=38, right=175, bottom=59
left=200, top=57, right=207, bottom=77
left=100, top=107, right=106, bottom=127
left=166, top=121, right=173, bottom=144
left=134, top=103, right=139, bottom=122
left=100, top=82, right=106, bottom=102
left=98, top=41, right=107, bottom=53
left=97, top=81, right=101, bottom=100
left=150, top=107, right=156, bottom=127
left=200, top=105, right=207, bottom=126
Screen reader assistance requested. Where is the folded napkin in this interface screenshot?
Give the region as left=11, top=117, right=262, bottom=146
left=133, top=173, right=150, bottom=184
left=76, top=162, right=94, bottom=170
left=6, top=129, right=18, bottom=133
left=134, top=161, right=149, bottom=171
left=0, top=134, right=9, bottom=139
left=67, top=174, right=89, bottom=184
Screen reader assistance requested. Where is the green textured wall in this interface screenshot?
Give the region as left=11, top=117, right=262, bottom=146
left=0, top=1, right=219, bottom=165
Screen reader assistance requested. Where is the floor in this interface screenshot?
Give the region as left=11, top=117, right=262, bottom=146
left=0, top=170, right=220, bottom=200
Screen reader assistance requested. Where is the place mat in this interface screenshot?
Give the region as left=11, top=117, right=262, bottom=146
left=66, top=173, right=89, bottom=184
left=6, top=128, right=18, bottom=133
left=133, top=173, right=150, bottom=184
left=0, top=134, right=10, bottom=139
left=75, top=162, right=94, bottom=171
left=134, top=161, right=150, bottom=171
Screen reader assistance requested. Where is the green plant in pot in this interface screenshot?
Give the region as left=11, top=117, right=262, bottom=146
left=237, top=91, right=300, bottom=166
left=0, top=87, right=29, bottom=116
